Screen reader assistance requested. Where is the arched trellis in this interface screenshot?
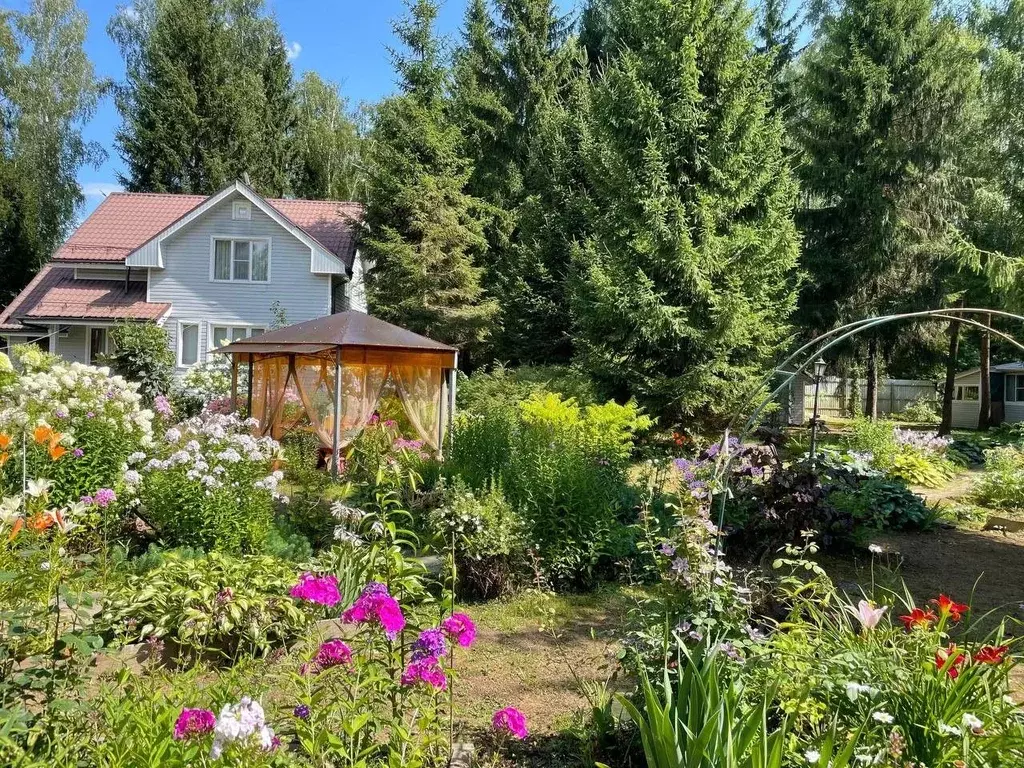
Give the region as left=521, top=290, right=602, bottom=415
left=706, top=308, right=1024, bottom=562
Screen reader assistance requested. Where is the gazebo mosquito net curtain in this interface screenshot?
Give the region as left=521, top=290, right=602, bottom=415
left=216, top=312, right=458, bottom=457
left=244, top=348, right=454, bottom=451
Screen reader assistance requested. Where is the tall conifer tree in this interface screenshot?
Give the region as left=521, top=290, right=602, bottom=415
left=570, top=0, right=800, bottom=422
left=362, top=0, right=497, bottom=352
left=110, top=0, right=294, bottom=196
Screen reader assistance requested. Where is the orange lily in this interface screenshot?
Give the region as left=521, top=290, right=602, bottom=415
left=48, top=444, right=66, bottom=461
left=7, top=517, right=23, bottom=541
left=0, top=452, right=9, bottom=468
left=0, top=433, right=11, bottom=451
left=33, top=425, right=52, bottom=444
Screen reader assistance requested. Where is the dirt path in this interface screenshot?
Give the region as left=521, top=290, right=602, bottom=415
left=453, top=588, right=634, bottom=736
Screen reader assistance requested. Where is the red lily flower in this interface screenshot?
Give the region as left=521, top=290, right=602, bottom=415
left=973, top=645, right=1010, bottom=665
left=935, top=644, right=967, bottom=679
left=899, top=607, right=937, bottom=631
left=930, top=594, right=969, bottom=622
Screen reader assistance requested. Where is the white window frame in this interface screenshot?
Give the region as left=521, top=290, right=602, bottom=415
left=232, top=201, right=251, bottom=221
left=177, top=320, right=201, bottom=368
left=207, top=322, right=266, bottom=351
left=85, top=325, right=112, bottom=365
left=209, top=236, right=272, bottom=283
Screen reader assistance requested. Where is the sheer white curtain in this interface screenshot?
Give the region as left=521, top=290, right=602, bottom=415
left=392, top=365, right=443, bottom=451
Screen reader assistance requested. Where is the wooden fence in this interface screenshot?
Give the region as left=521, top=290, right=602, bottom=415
left=804, top=377, right=938, bottom=419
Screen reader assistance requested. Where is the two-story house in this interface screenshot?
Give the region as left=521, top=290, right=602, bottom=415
left=0, top=181, right=366, bottom=372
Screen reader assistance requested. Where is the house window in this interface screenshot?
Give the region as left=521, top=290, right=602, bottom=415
left=210, top=324, right=265, bottom=350
left=232, top=201, right=251, bottom=220
left=1007, top=374, right=1024, bottom=403
left=178, top=322, right=199, bottom=367
left=87, top=327, right=110, bottom=364
left=212, top=238, right=270, bottom=283
left=962, top=385, right=980, bottom=402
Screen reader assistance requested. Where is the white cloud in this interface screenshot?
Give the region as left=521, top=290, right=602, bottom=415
left=82, top=182, right=123, bottom=198
left=285, top=41, right=302, bottom=62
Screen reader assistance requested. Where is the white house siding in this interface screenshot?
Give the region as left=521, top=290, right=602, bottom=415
left=54, top=325, right=88, bottom=364
left=149, top=192, right=333, bottom=371
left=348, top=251, right=368, bottom=313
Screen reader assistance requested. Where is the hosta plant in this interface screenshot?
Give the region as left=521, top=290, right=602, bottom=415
left=101, top=552, right=312, bottom=660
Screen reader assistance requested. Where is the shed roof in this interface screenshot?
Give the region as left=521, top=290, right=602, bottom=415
left=955, top=361, right=1024, bottom=379
left=216, top=311, right=458, bottom=355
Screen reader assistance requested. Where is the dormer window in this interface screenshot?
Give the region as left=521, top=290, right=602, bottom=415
left=212, top=238, right=270, bottom=282
left=232, top=201, right=251, bottom=220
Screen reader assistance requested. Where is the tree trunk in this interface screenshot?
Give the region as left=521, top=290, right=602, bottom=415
left=979, top=313, right=992, bottom=431
left=939, top=316, right=961, bottom=436
left=866, top=338, right=878, bottom=420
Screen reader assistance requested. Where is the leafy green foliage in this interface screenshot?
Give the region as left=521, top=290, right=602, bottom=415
left=457, top=363, right=599, bottom=412
left=972, top=445, right=1024, bottom=509
left=101, top=552, right=311, bottom=659
left=569, top=0, right=799, bottom=424
left=290, top=71, right=363, bottom=201
left=0, top=0, right=102, bottom=304
left=108, top=321, right=175, bottom=402
left=427, top=478, right=527, bottom=598
left=446, top=392, right=649, bottom=587
left=847, top=419, right=958, bottom=488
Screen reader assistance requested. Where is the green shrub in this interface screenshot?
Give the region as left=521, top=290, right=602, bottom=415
left=901, top=396, right=940, bottom=423
left=973, top=446, right=1024, bottom=509
left=107, top=321, right=174, bottom=402
left=126, top=411, right=281, bottom=554
left=446, top=393, right=651, bottom=588
left=457, top=363, right=599, bottom=412
left=847, top=419, right=956, bottom=487
left=427, top=478, right=527, bottom=598
left=102, top=551, right=311, bottom=659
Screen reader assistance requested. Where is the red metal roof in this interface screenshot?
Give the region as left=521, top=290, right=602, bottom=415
left=55, top=192, right=364, bottom=267
left=0, top=265, right=170, bottom=329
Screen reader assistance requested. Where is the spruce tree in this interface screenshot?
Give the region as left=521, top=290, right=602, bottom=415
left=362, top=0, right=497, bottom=352
left=797, top=0, right=984, bottom=414
left=450, top=0, right=580, bottom=363
left=110, top=0, right=294, bottom=195
left=569, top=0, right=800, bottom=422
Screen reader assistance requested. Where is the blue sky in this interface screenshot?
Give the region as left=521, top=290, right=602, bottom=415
left=1, top=0, right=579, bottom=218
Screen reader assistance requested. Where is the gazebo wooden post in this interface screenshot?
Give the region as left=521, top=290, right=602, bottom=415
left=246, top=356, right=254, bottom=417
left=332, top=346, right=342, bottom=478
left=230, top=355, right=239, bottom=412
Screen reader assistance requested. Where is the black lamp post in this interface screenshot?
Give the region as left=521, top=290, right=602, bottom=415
left=809, top=357, right=827, bottom=461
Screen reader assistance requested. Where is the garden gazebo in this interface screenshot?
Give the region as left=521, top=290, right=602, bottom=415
left=216, top=311, right=458, bottom=474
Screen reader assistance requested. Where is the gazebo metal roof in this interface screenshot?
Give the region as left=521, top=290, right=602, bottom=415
left=216, top=311, right=458, bottom=356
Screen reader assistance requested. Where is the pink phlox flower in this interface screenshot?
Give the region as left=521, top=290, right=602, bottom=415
left=401, top=656, right=447, bottom=690
left=313, top=639, right=353, bottom=671
left=341, top=582, right=406, bottom=639
left=442, top=613, right=477, bottom=648
left=492, top=707, right=529, bottom=739
left=289, top=572, right=341, bottom=607
left=94, top=488, right=116, bottom=507
left=173, top=708, right=216, bottom=740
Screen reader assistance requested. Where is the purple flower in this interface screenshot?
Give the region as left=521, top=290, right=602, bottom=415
left=289, top=573, right=341, bottom=607
left=86, top=411, right=95, bottom=419
left=401, top=656, right=447, bottom=689
left=72, top=448, right=84, bottom=458
left=412, top=627, right=447, bottom=660
left=173, top=708, right=216, bottom=740
left=54, top=409, right=68, bottom=419
left=442, top=613, right=477, bottom=648
left=154, top=394, right=172, bottom=417
left=658, top=542, right=676, bottom=557
left=492, top=707, right=529, bottom=739
left=293, top=704, right=310, bottom=720
left=93, top=488, right=116, bottom=508
left=670, top=557, right=690, bottom=574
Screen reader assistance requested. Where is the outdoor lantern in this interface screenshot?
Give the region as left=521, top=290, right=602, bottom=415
left=813, top=358, right=827, bottom=379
